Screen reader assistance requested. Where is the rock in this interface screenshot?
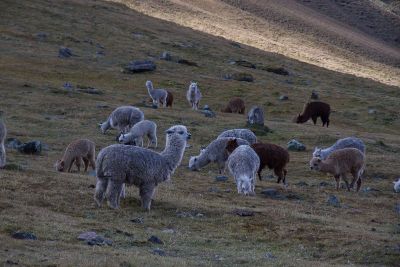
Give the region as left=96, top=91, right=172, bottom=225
left=151, top=104, right=158, bottom=109
left=123, top=60, right=156, bottom=73
left=177, top=59, right=198, bottom=67
left=58, top=47, right=73, bottom=58
left=161, top=228, right=175, bottom=234
left=6, top=138, right=22, bottom=149
left=368, top=108, right=377, bottom=114
left=264, top=252, right=277, bottom=260
left=63, top=82, right=74, bottom=90
left=208, top=187, right=220, bottom=193
left=76, top=86, right=103, bottom=95
left=232, top=60, right=256, bottom=69
left=260, top=188, right=286, bottom=200
left=160, top=51, right=172, bottom=61
left=215, top=176, right=229, bottom=182
left=36, top=32, right=48, bottom=40
left=327, top=195, right=340, bottom=207
left=96, top=50, right=105, bottom=56
left=96, top=103, right=109, bottom=109
left=88, top=184, right=95, bottom=189
left=260, top=66, right=289, bottom=76
left=234, top=209, right=255, bottom=217
left=229, top=72, right=254, bottom=82
left=230, top=42, right=241, bottom=48
left=203, top=105, right=211, bottom=110
left=295, top=181, right=309, bottom=187
left=311, top=90, right=319, bottom=100
left=361, top=187, right=381, bottom=193
left=279, top=95, right=289, bottom=101
left=6, top=260, right=18, bottom=265
left=17, top=141, right=42, bottom=154
left=287, top=139, right=306, bottom=151
left=148, top=235, right=163, bottom=245
left=176, top=210, right=204, bottom=218
left=319, top=181, right=331, bottom=187
left=152, top=248, right=166, bottom=256
left=78, top=231, right=112, bottom=246
left=12, top=231, right=37, bottom=240
left=130, top=217, right=144, bottom=224
left=200, top=109, right=216, bottom=118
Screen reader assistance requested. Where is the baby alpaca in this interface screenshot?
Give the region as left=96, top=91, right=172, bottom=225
left=100, top=106, right=144, bottom=134
left=119, top=120, right=157, bottom=148
left=188, top=137, right=250, bottom=174
left=222, top=97, right=245, bottom=114
left=146, top=80, right=168, bottom=107
left=217, top=128, right=257, bottom=144
left=295, top=101, right=331, bottom=127
left=186, top=81, right=202, bottom=110
left=55, top=139, right=96, bottom=173
left=310, top=148, right=365, bottom=192
left=226, top=144, right=260, bottom=196
left=95, top=125, right=191, bottom=210
left=313, top=137, right=365, bottom=160
left=0, top=121, right=6, bottom=168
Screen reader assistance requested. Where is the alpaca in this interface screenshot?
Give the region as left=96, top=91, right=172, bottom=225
left=159, top=90, right=174, bottom=107
left=0, top=121, right=6, bottom=168
left=100, top=106, right=144, bottom=134
left=55, top=139, right=96, bottom=173
left=146, top=80, right=168, bottom=108
left=222, top=98, right=245, bottom=114
left=310, top=148, right=365, bottom=191
left=95, top=125, right=191, bottom=210
left=247, top=106, right=264, bottom=126
left=313, top=137, right=365, bottom=160
left=295, top=101, right=331, bottom=127
left=217, top=128, right=257, bottom=144
left=186, top=81, right=202, bottom=110
left=119, top=120, right=157, bottom=148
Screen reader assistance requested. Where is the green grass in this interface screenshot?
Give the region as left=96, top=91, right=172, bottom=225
left=0, top=0, right=399, bottom=266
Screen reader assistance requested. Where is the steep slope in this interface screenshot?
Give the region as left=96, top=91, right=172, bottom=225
left=115, top=0, right=400, bottom=86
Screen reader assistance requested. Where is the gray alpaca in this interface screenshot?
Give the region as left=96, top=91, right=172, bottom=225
left=186, top=81, right=202, bottom=110
left=247, top=106, right=265, bottom=126
left=119, top=120, right=157, bottom=148
left=188, top=137, right=250, bottom=174
left=95, top=125, right=191, bottom=210
left=0, top=121, right=6, bottom=168
left=313, top=137, right=365, bottom=160
left=146, top=80, right=168, bottom=108
left=227, top=145, right=260, bottom=196
left=100, top=106, right=144, bottom=134
left=217, top=129, right=257, bottom=145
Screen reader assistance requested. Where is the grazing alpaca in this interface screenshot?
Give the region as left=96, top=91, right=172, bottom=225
left=95, top=125, right=191, bottom=210
left=313, top=137, right=365, bottom=160
left=119, top=120, right=157, bottom=148
left=186, top=81, right=202, bottom=110
left=217, top=128, right=257, bottom=145
left=146, top=80, right=168, bottom=108
left=310, top=148, right=365, bottom=192
left=55, top=139, right=96, bottom=173
left=222, top=98, right=245, bottom=114
left=295, top=101, right=331, bottom=127
left=100, top=106, right=144, bottom=135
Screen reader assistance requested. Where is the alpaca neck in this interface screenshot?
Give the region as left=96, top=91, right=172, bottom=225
left=146, top=83, right=154, bottom=95
left=319, top=159, right=335, bottom=174
left=196, top=151, right=211, bottom=168
left=160, top=137, right=186, bottom=173
left=101, top=119, right=111, bottom=133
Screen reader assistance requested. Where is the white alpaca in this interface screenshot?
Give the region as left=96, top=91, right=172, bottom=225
left=146, top=80, right=168, bottom=108
left=186, top=81, right=202, bottom=110
left=119, top=120, right=157, bottom=148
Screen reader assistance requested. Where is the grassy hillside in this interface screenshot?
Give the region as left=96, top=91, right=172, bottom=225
left=0, top=0, right=399, bottom=266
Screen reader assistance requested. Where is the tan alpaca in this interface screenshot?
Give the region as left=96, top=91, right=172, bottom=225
left=55, top=139, right=96, bottom=173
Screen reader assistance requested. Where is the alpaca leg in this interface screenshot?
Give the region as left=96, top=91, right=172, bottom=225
left=334, top=175, right=340, bottom=190
left=82, top=157, right=89, bottom=172
left=350, top=170, right=358, bottom=189
left=283, top=169, right=288, bottom=184
left=89, top=155, right=96, bottom=171
left=311, top=116, right=317, bottom=125
left=120, top=183, right=126, bottom=199
left=140, top=184, right=155, bottom=211
left=74, top=157, right=81, bottom=172
left=67, top=160, right=75, bottom=172
left=356, top=177, right=362, bottom=192
left=342, top=174, right=350, bottom=191
left=106, top=179, right=124, bottom=209
left=257, top=169, right=263, bottom=181
left=274, top=168, right=284, bottom=184
left=94, top=177, right=108, bottom=207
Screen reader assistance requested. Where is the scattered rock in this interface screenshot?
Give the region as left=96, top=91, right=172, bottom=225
left=123, top=60, right=156, bottom=73
left=319, top=181, right=331, bottom=187
left=231, top=60, right=256, bottom=69
left=78, top=231, right=112, bottom=246
left=215, top=176, right=229, bottom=182
left=327, top=195, right=340, bottom=207
left=177, top=59, right=198, bottom=67
left=76, top=85, right=103, bottom=95
left=260, top=188, right=285, bottom=200
left=96, top=103, right=109, bottom=109
left=152, top=248, right=166, bottom=256
left=160, top=51, right=172, bottom=61
left=63, top=82, right=74, bottom=91
left=230, top=42, right=241, bottom=48
left=295, top=181, right=309, bottom=187
left=361, top=187, right=381, bottom=193
left=229, top=72, right=254, bottom=82
left=148, top=235, right=163, bottom=245
left=88, top=184, right=95, bottom=189
left=5, top=260, right=18, bottom=265
left=96, top=50, right=105, bottom=56
left=17, top=141, right=42, bottom=154
left=36, top=32, right=48, bottom=40
left=234, top=209, right=255, bottom=217
left=130, top=217, right=144, bottom=224
left=264, top=252, right=277, bottom=260
left=176, top=210, right=204, bottom=218
left=161, top=229, right=175, bottom=234
left=311, top=90, right=319, bottom=100
left=260, top=66, right=289, bottom=76
left=208, top=187, right=220, bottom=193
left=287, top=139, right=306, bottom=151
left=58, top=47, right=73, bottom=58
left=279, top=95, right=289, bottom=101
left=132, top=32, right=143, bottom=39
left=6, top=138, right=22, bottom=149
left=199, top=105, right=216, bottom=118
left=12, top=231, right=37, bottom=240
left=368, top=108, right=377, bottom=114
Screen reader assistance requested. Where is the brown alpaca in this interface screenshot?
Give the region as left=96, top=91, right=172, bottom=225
left=295, top=101, right=331, bottom=127
left=226, top=140, right=289, bottom=184
left=160, top=90, right=174, bottom=107
left=55, top=139, right=96, bottom=173
left=222, top=97, right=245, bottom=114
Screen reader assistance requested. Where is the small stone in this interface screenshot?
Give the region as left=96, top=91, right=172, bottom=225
left=279, top=95, right=289, bottom=101
left=177, top=59, right=198, bottom=66
left=88, top=184, right=95, bottom=189
left=6, top=138, right=22, bottom=149
left=233, top=60, right=256, bottom=69
left=230, top=42, right=241, bottom=48
left=130, top=217, right=144, bottom=224
left=96, top=104, right=109, bottom=109
left=361, top=187, right=380, bottom=193
left=36, top=32, right=48, bottom=40
left=78, top=231, right=112, bottom=246
left=234, top=209, right=255, bottom=217
left=261, top=66, right=289, bottom=76
left=215, top=176, right=228, bottom=182
left=152, top=248, right=166, bottom=256
left=63, top=82, right=74, bottom=90
left=161, top=228, right=175, bottom=234
left=230, top=72, right=254, bottom=82
left=148, top=235, right=163, bottom=245
left=319, top=181, right=330, bottom=187
left=368, top=109, right=377, bottom=114
left=200, top=109, right=216, bottom=118
left=327, top=195, right=340, bottom=207
left=295, top=181, right=309, bottom=187
left=17, top=141, right=42, bottom=154
left=78, top=231, right=97, bottom=241
left=208, top=187, right=220, bottom=193
left=287, top=139, right=306, bottom=151
left=203, top=105, right=210, bottom=110
left=264, top=252, right=277, bottom=260
left=12, top=231, right=37, bottom=240
left=58, top=47, right=73, bottom=58
left=160, top=51, right=172, bottom=61
left=123, top=60, right=156, bottom=73
left=96, top=50, right=105, bottom=56
left=260, top=188, right=286, bottom=200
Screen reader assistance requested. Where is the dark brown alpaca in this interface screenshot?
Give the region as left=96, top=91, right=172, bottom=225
left=295, top=101, right=330, bottom=127
left=160, top=90, right=174, bottom=107
left=222, top=97, right=245, bottom=114
left=226, top=139, right=290, bottom=184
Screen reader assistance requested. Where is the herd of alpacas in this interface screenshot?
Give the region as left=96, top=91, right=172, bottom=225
left=0, top=80, right=398, bottom=211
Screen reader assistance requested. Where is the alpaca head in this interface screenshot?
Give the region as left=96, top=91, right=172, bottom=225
left=188, top=156, right=199, bottom=171
left=55, top=160, right=65, bottom=172
left=146, top=80, right=153, bottom=90
left=165, top=125, right=191, bottom=145
left=225, top=138, right=239, bottom=154
left=309, top=157, right=322, bottom=171
left=294, top=113, right=304, bottom=123
left=189, top=81, right=197, bottom=91
left=236, top=175, right=254, bottom=196
left=312, top=147, right=322, bottom=158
